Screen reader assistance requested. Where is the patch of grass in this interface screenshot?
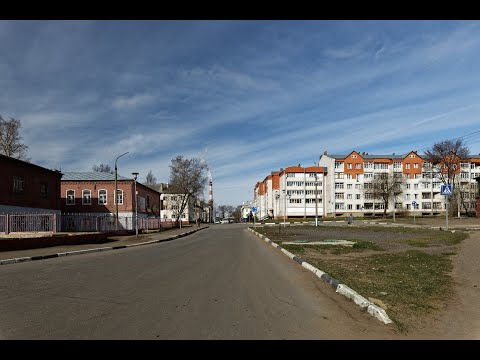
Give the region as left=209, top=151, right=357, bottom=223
left=281, top=244, right=306, bottom=254
left=352, top=241, right=384, bottom=251
left=304, top=250, right=454, bottom=331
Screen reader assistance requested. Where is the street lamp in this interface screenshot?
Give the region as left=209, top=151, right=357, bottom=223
left=275, top=190, right=280, bottom=221
left=115, top=152, right=129, bottom=230
left=132, top=172, right=139, bottom=237
left=314, top=162, right=319, bottom=227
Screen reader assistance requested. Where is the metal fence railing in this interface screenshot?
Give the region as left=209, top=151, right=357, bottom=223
left=0, top=213, right=184, bottom=235
left=0, top=213, right=57, bottom=234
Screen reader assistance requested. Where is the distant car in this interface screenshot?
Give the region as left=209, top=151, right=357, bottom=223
left=220, top=219, right=229, bottom=224
left=214, top=220, right=221, bottom=224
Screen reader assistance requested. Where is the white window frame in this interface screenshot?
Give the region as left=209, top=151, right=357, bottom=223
left=114, top=189, right=124, bottom=205
left=66, top=189, right=75, bottom=205
left=98, top=189, right=107, bottom=205
left=82, top=189, right=91, bottom=205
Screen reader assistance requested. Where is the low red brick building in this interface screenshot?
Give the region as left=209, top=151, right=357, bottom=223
left=60, top=172, right=161, bottom=218
left=0, top=154, right=62, bottom=214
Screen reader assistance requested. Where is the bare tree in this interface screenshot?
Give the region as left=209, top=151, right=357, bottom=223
left=169, top=155, right=209, bottom=226
left=363, top=172, right=405, bottom=218
left=231, top=205, right=243, bottom=222
left=92, top=164, right=114, bottom=174
left=424, top=139, right=470, bottom=215
left=217, top=205, right=227, bottom=219
left=145, top=170, right=157, bottom=185
left=0, top=116, right=29, bottom=161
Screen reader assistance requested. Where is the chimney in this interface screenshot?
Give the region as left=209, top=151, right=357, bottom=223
left=362, top=151, right=365, bottom=156
left=324, top=151, right=327, bottom=155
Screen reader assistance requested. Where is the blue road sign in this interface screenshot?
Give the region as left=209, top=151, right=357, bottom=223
left=441, top=184, right=453, bottom=196
left=411, top=201, right=417, bottom=206
left=252, top=207, right=257, bottom=213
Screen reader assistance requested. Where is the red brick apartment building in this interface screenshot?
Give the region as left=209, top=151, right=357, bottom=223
left=0, top=154, right=62, bottom=214
left=60, top=172, right=161, bottom=218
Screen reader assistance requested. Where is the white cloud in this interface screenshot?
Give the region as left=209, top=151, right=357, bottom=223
left=111, top=94, right=156, bottom=110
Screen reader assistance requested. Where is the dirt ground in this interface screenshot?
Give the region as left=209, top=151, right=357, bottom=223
left=257, top=218, right=480, bottom=338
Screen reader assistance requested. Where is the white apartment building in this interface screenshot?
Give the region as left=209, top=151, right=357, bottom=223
left=319, top=150, right=480, bottom=217
left=254, top=166, right=326, bottom=220
left=254, top=151, right=480, bottom=220
left=158, top=183, right=195, bottom=223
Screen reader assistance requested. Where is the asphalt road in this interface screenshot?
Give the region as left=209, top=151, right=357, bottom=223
left=0, top=224, right=397, bottom=339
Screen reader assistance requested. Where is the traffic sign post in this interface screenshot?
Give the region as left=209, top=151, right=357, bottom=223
left=411, top=201, right=417, bottom=224
left=441, top=185, right=452, bottom=230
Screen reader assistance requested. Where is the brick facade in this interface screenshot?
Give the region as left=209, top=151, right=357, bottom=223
left=0, top=154, right=62, bottom=213
left=61, top=179, right=161, bottom=217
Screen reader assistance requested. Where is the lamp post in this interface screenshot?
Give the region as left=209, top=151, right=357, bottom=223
left=132, top=172, right=139, bottom=237
left=114, top=152, right=129, bottom=230
left=314, top=162, right=319, bottom=226
left=275, top=191, right=280, bottom=221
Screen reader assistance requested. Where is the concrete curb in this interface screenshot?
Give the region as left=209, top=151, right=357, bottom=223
left=247, top=227, right=393, bottom=325
left=0, top=226, right=208, bottom=266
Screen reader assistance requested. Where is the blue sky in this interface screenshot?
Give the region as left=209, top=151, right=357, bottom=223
left=1, top=20, right=480, bottom=206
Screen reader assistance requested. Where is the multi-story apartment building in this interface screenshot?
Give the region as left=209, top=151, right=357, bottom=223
left=254, top=150, right=480, bottom=219
left=158, top=183, right=194, bottom=223
left=254, top=166, right=326, bottom=220
left=319, top=150, right=480, bottom=217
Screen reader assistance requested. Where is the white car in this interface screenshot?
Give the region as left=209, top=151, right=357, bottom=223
left=220, top=219, right=229, bottom=224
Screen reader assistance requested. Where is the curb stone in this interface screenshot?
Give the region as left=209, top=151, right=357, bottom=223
left=247, top=227, right=393, bottom=325
left=0, top=226, right=208, bottom=266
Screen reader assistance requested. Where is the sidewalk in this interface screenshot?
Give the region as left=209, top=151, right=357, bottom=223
left=0, top=225, right=209, bottom=264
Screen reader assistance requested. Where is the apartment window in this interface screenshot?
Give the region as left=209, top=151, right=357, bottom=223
left=346, top=174, right=352, bottom=179
left=346, top=163, right=352, bottom=169
left=66, top=190, right=75, bottom=205
left=347, top=204, right=353, bottom=210
left=335, top=192, right=344, bottom=199
left=422, top=202, right=432, bottom=210
left=352, top=154, right=357, bottom=158
left=355, top=184, right=362, bottom=190
left=414, top=163, right=419, bottom=169
left=289, top=198, right=302, bottom=204
left=405, top=163, right=411, bottom=169
left=409, top=154, right=415, bottom=158
left=393, top=162, right=401, bottom=169
left=414, top=183, right=419, bottom=190
left=335, top=203, right=345, bottom=210
left=347, top=184, right=353, bottom=189
left=287, top=173, right=295, bottom=177
left=374, top=163, right=388, bottom=170
left=364, top=162, right=373, bottom=169
left=355, top=163, right=361, bottom=169
left=347, top=194, right=353, bottom=199
left=365, top=193, right=375, bottom=200
left=374, top=203, right=385, bottom=210
left=364, top=203, right=373, bottom=210
left=82, top=189, right=92, bottom=205
left=335, top=183, right=344, bottom=189
left=98, top=189, right=107, bottom=205
left=405, top=194, right=411, bottom=200
left=414, top=194, right=419, bottom=199
left=115, top=189, right=124, bottom=205
left=422, top=182, right=430, bottom=189
left=40, top=182, right=48, bottom=198
left=356, top=194, right=361, bottom=200
left=461, top=172, right=469, bottom=179
left=364, top=173, right=373, bottom=179
left=13, top=176, right=24, bottom=193
left=335, top=172, right=344, bottom=179
left=287, top=181, right=304, bottom=187
left=433, top=202, right=442, bottom=210
left=287, top=190, right=304, bottom=196
left=356, top=204, right=361, bottom=210
left=422, top=193, right=431, bottom=199
left=146, top=195, right=150, bottom=208
left=406, top=183, right=411, bottom=189
left=335, top=162, right=343, bottom=169
left=404, top=174, right=410, bottom=180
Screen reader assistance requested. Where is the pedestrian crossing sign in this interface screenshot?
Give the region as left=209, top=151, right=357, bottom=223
left=441, top=184, right=453, bottom=196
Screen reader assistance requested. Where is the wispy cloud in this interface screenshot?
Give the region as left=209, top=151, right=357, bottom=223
left=2, top=20, right=480, bottom=206
left=111, top=94, right=156, bottom=110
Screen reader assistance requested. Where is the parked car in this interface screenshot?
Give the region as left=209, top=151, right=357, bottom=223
left=220, top=219, right=229, bottom=224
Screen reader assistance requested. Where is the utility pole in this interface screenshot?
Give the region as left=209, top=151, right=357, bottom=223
left=114, top=152, right=129, bottom=230
left=314, top=162, right=318, bottom=226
